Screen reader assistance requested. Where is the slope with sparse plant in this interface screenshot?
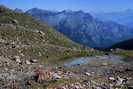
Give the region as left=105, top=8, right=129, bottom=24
left=0, top=5, right=102, bottom=63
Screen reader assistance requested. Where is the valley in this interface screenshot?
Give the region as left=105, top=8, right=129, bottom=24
left=0, top=5, right=133, bottom=89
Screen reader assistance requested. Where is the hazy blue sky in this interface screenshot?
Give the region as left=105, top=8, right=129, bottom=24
left=0, top=0, right=133, bottom=12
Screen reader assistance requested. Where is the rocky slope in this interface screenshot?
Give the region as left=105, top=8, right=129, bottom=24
left=0, top=5, right=101, bottom=63
left=26, top=8, right=133, bottom=48
left=0, top=5, right=104, bottom=88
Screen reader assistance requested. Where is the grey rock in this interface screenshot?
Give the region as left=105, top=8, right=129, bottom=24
left=116, top=76, right=126, bottom=85
left=26, top=60, right=31, bottom=65
left=13, top=56, right=21, bottom=63
left=30, top=59, right=38, bottom=63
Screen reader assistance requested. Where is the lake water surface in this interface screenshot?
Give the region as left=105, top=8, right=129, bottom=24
left=65, top=55, right=124, bottom=67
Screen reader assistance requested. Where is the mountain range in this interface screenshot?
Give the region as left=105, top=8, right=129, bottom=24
left=94, top=9, right=133, bottom=28
left=26, top=8, right=133, bottom=48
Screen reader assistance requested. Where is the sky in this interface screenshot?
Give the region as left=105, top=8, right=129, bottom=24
left=0, top=0, right=133, bottom=13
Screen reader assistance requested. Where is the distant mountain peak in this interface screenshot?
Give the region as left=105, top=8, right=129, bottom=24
left=61, top=10, right=84, bottom=13
left=14, top=8, right=23, bottom=13
left=27, top=8, right=55, bottom=13
left=94, top=9, right=133, bottom=28
left=27, top=8, right=45, bottom=12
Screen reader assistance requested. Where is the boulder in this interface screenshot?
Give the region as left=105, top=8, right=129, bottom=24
left=102, top=62, right=108, bottom=66
left=116, top=76, right=125, bottom=85
left=12, top=19, right=19, bottom=24
left=85, top=72, right=91, bottom=76
left=26, top=60, right=31, bottom=65
left=13, top=56, right=21, bottom=63
left=30, top=59, right=38, bottom=63
left=53, top=73, right=62, bottom=79
left=35, top=72, right=45, bottom=83
left=109, top=77, right=115, bottom=80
